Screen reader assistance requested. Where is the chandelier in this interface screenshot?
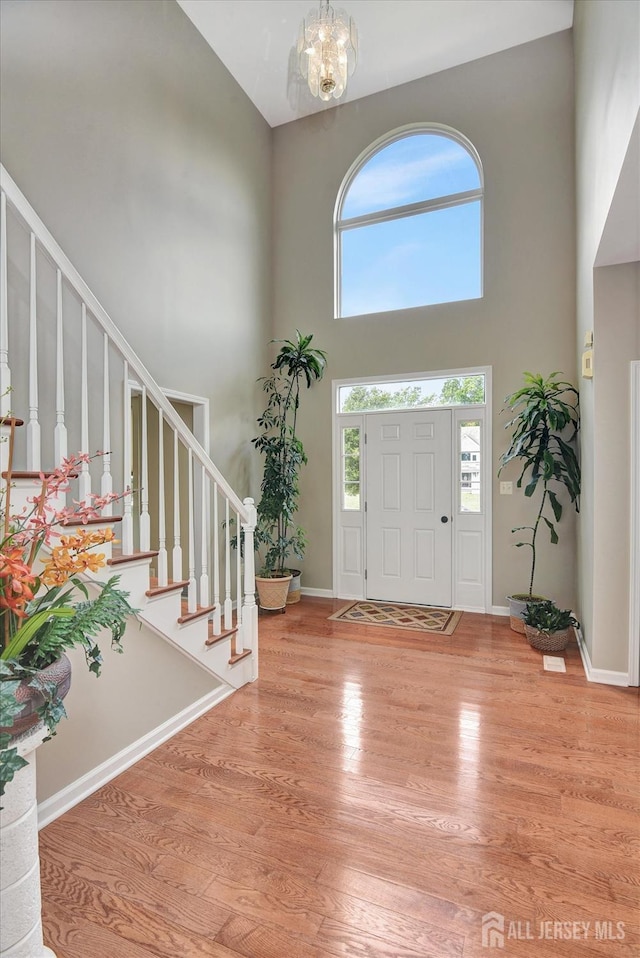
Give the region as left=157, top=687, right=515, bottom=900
left=297, top=1, right=358, bottom=102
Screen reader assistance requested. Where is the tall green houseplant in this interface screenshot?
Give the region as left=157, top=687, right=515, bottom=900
left=253, top=331, right=327, bottom=577
left=499, top=371, right=580, bottom=599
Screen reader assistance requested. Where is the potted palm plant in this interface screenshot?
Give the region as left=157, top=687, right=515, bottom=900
left=499, top=372, right=580, bottom=632
left=253, top=331, right=327, bottom=611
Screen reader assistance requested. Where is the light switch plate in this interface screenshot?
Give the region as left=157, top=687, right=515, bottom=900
left=500, top=481, right=513, bottom=495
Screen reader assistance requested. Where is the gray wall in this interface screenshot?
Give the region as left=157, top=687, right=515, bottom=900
left=0, top=0, right=273, bottom=800
left=272, top=32, right=577, bottom=609
left=574, top=0, right=640, bottom=673
left=0, top=0, right=272, bottom=494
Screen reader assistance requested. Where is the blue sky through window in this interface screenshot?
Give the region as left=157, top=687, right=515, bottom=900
left=341, top=201, right=481, bottom=317
left=342, top=133, right=481, bottom=219
left=338, top=130, right=482, bottom=317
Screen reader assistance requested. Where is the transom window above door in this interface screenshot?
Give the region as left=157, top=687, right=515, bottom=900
left=338, top=373, right=485, bottom=413
left=335, top=125, right=483, bottom=318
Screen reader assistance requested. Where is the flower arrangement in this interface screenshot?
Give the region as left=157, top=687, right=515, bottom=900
left=0, top=418, right=136, bottom=797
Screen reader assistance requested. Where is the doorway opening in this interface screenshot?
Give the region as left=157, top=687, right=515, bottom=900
left=332, top=367, right=492, bottom=611
left=130, top=385, right=209, bottom=579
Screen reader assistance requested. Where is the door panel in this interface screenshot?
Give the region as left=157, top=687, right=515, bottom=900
left=366, top=409, right=452, bottom=606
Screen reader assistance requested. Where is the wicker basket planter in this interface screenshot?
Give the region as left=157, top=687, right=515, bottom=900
left=256, top=574, right=292, bottom=611
left=507, top=594, right=547, bottom=634
left=524, top=624, right=571, bottom=652
left=286, top=570, right=301, bottom=605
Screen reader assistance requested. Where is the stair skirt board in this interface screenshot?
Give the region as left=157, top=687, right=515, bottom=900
left=37, top=685, right=233, bottom=829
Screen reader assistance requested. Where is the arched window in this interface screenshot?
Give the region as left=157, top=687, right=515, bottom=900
left=335, top=125, right=483, bottom=318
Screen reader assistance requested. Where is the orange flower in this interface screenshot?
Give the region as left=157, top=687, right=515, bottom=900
left=0, top=548, right=37, bottom=617
left=39, top=525, right=112, bottom=586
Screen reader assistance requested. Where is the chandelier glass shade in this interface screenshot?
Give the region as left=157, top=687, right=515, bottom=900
left=297, top=1, right=358, bottom=102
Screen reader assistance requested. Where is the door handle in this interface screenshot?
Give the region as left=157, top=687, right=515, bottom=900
left=440, top=515, right=449, bottom=523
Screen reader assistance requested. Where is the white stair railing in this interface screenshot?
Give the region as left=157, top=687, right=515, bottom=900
left=0, top=191, right=10, bottom=420
left=27, top=232, right=40, bottom=471
left=0, top=163, right=257, bottom=673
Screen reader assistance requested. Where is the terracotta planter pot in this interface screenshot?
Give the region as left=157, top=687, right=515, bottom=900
left=0, top=654, right=72, bottom=739
left=256, top=574, right=292, bottom=612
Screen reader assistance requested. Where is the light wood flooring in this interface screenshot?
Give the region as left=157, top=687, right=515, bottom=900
left=39, top=598, right=640, bottom=957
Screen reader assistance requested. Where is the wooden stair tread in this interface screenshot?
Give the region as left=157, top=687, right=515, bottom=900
left=2, top=469, right=77, bottom=480
left=145, top=577, right=188, bottom=598
left=108, top=550, right=159, bottom=567
left=205, top=625, right=238, bottom=647
left=228, top=648, right=251, bottom=665
left=62, top=515, right=123, bottom=526
left=177, top=602, right=215, bottom=625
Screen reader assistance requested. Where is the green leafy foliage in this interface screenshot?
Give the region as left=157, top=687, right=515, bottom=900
left=343, top=384, right=430, bottom=412
left=499, top=372, right=580, bottom=596
left=253, top=331, right=327, bottom=576
left=0, top=576, right=135, bottom=799
left=439, top=376, right=484, bottom=405
left=0, top=746, right=27, bottom=792
left=341, top=376, right=484, bottom=413
left=523, top=599, right=579, bottom=635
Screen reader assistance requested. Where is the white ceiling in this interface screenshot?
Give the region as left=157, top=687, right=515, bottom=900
left=177, top=0, right=574, bottom=128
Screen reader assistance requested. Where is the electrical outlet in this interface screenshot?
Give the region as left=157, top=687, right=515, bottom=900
left=500, top=481, right=513, bottom=495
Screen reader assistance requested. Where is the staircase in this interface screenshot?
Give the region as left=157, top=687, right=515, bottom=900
left=0, top=164, right=258, bottom=694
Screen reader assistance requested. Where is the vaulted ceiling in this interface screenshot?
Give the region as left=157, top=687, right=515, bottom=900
left=177, top=0, right=574, bottom=128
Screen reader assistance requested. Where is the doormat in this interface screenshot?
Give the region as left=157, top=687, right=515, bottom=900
left=329, top=600, right=463, bottom=635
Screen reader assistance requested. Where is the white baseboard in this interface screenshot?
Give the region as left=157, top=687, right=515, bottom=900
left=575, top=627, right=630, bottom=687
left=37, top=685, right=234, bottom=829
left=301, top=587, right=334, bottom=598
left=492, top=605, right=509, bottom=616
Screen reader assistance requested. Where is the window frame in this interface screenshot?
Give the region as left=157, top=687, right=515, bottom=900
left=334, top=123, right=484, bottom=319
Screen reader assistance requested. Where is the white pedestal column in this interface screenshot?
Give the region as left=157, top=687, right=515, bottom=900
left=0, top=724, right=56, bottom=958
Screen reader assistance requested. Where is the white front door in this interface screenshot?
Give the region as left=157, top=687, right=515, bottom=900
left=365, top=409, right=452, bottom=606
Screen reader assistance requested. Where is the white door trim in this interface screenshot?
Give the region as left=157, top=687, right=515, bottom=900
left=129, top=381, right=210, bottom=454
left=332, top=365, right=492, bottom=611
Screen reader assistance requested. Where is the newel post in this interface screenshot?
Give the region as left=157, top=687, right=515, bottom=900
left=0, top=725, right=57, bottom=957
left=241, top=497, right=258, bottom=681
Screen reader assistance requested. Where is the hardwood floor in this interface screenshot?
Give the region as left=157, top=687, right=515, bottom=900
left=39, top=598, right=640, bottom=957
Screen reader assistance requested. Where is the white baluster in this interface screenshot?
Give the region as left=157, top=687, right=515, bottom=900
left=157, top=409, right=168, bottom=586
left=242, top=497, right=258, bottom=681
left=27, top=232, right=41, bottom=471
left=139, top=385, right=150, bottom=551
left=212, top=483, right=221, bottom=635
left=172, top=429, right=182, bottom=582
left=53, top=269, right=67, bottom=465
left=187, top=449, right=196, bottom=613
left=199, top=468, right=210, bottom=606
left=121, top=364, right=134, bottom=555
left=236, top=509, right=242, bottom=630
left=0, top=190, right=10, bottom=417
left=78, top=304, right=91, bottom=503
left=101, top=333, right=113, bottom=514
left=224, top=498, right=232, bottom=629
